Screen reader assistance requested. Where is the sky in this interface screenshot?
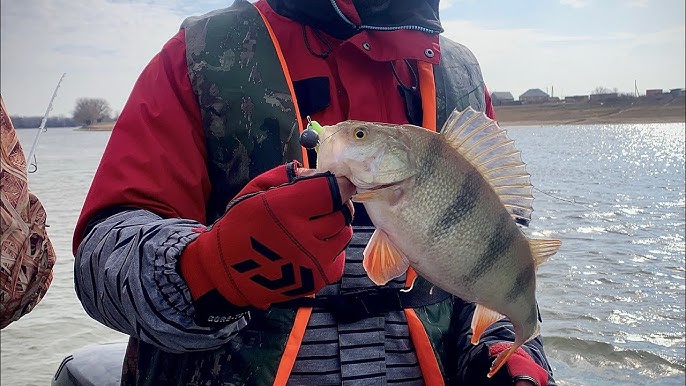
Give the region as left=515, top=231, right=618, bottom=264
left=1, top=0, right=684, bottom=117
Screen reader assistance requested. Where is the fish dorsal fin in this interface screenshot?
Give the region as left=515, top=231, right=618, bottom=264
left=440, top=107, right=533, bottom=226
left=529, top=238, right=561, bottom=268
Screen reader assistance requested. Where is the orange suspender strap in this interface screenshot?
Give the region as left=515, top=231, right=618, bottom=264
left=417, top=61, right=438, bottom=132
left=255, top=5, right=309, bottom=166
left=254, top=7, right=312, bottom=386
left=403, top=60, right=446, bottom=386
left=273, top=307, right=314, bottom=386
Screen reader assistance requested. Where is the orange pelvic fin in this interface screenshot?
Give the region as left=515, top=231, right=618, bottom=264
left=470, top=304, right=505, bottom=345
left=363, top=229, right=409, bottom=285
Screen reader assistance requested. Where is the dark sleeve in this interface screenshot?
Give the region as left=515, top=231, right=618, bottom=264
left=447, top=297, right=557, bottom=386
left=74, top=209, right=248, bottom=352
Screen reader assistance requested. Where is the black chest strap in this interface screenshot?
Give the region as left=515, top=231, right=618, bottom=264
left=275, top=278, right=451, bottom=324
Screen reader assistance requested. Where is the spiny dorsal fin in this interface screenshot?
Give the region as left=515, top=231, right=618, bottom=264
left=440, top=107, right=533, bottom=226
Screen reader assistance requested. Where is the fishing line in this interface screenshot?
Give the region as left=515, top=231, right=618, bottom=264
left=311, top=121, right=348, bottom=149
left=533, top=187, right=590, bottom=205
left=532, top=187, right=663, bottom=238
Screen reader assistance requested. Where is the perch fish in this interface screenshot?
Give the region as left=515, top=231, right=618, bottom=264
left=315, top=107, right=561, bottom=377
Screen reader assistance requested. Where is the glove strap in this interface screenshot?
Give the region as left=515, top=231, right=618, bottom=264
left=192, top=289, right=250, bottom=327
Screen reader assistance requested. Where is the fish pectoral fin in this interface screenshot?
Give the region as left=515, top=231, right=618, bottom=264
left=529, top=238, right=562, bottom=268
left=363, top=229, right=410, bottom=285
left=470, top=304, right=505, bottom=345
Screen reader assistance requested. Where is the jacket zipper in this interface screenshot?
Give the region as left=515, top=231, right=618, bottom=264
left=328, top=0, right=442, bottom=35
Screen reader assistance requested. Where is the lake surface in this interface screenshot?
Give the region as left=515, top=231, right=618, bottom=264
left=1, top=123, right=684, bottom=385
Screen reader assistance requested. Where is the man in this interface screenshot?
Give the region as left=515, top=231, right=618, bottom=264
left=73, top=0, right=556, bottom=384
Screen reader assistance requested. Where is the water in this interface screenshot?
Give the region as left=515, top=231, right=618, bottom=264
left=1, top=124, right=684, bottom=385
left=509, top=123, right=685, bottom=385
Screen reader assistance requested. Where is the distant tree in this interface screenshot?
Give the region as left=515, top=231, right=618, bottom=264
left=617, top=92, right=637, bottom=100
left=73, top=98, right=112, bottom=125
left=591, top=86, right=618, bottom=95
left=10, top=115, right=78, bottom=128
left=9, top=116, right=41, bottom=128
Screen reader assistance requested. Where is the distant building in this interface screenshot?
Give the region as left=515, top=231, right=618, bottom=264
left=645, top=89, right=663, bottom=97
left=669, top=88, right=685, bottom=97
left=589, top=93, right=618, bottom=103
left=519, top=88, right=549, bottom=104
left=564, top=95, right=589, bottom=103
left=491, top=91, right=515, bottom=106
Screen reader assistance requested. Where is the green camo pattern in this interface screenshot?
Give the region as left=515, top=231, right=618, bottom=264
left=183, top=0, right=302, bottom=223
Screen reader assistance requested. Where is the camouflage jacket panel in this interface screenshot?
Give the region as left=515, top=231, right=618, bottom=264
left=182, top=0, right=302, bottom=224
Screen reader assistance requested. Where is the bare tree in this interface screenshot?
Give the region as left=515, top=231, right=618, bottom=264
left=591, top=86, right=619, bottom=95
left=73, top=98, right=112, bottom=125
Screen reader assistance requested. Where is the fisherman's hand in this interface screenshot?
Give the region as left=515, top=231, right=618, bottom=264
left=462, top=342, right=549, bottom=386
left=488, top=343, right=549, bottom=386
left=180, top=161, right=354, bottom=311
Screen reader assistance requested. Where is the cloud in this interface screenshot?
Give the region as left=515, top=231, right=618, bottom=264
left=560, top=0, right=592, bottom=8
left=623, top=0, right=651, bottom=7
left=1, top=1, right=683, bottom=116
left=439, top=0, right=464, bottom=11
left=0, top=0, right=194, bottom=116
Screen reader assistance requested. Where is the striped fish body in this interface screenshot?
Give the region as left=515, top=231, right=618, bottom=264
left=316, top=108, right=560, bottom=377
left=365, top=127, right=537, bottom=316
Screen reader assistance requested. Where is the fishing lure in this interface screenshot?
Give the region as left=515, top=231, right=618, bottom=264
left=299, top=116, right=323, bottom=149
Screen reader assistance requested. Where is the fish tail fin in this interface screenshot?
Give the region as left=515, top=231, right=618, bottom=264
left=529, top=238, right=561, bottom=267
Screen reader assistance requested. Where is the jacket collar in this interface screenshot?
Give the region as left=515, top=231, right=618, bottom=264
left=265, top=0, right=443, bottom=40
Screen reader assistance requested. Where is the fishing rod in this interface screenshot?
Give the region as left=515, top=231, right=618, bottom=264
left=26, top=72, right=67, bottom=173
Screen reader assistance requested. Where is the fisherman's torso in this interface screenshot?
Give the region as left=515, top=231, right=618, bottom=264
left=128, top=1, right=487, bottom=385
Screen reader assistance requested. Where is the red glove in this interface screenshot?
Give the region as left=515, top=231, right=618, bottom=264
left=489, top=343, right=549, bottom=386
left=180, top=162, right=353, bottom=310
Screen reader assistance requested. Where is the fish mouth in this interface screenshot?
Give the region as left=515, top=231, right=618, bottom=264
left=359, top=181, right=400, bottom=192
left=354, top=178, right=409, bottom=195
left=352, top=178, right=412, bottom=204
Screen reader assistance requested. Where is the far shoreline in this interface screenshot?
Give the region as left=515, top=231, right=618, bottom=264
left=76, top=122, right=116, bottom=131
left=70, top=100, right=685, bottom=131
left=495, top=100, right=685, bottom=127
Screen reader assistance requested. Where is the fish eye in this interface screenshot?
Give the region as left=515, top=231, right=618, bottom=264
left=354, top=128, right=367, bottom=139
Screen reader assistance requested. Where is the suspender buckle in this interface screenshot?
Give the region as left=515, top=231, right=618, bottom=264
left=327, top=287, right=403, bottom=324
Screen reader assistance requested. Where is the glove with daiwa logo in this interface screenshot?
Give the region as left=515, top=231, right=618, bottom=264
left=180, top=162, right=353, bottom=317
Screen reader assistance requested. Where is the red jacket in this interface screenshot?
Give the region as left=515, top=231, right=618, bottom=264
left=73, top=0, right=495, bottom=250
